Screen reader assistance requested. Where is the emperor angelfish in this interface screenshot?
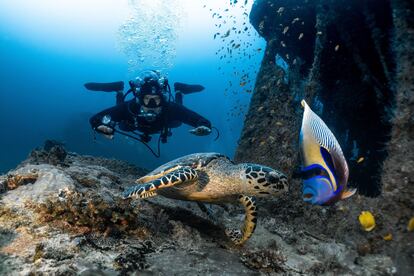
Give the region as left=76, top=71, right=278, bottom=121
left=299, top=100, right=356, bottom=205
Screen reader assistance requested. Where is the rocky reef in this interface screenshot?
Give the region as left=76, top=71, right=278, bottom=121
left=236, top=0, right=413, bottom=274
left=0, top=142, right=402, bottom=275
left=0, top=0, right=412, bottom=274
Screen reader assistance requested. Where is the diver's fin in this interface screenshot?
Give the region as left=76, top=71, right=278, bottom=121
left=174, top=82, right=205, bottom=94
left=340, top=188, right=357, bottom=199
left=84, top=81, right=124, bottom=92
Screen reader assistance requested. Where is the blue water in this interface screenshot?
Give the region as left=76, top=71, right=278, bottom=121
left=0, top=0, right=265, bottom=173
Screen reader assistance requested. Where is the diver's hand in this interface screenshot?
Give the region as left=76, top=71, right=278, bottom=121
left=189, top=126, right=212, bottom=136
left=96, top=125, right=114, bottom=139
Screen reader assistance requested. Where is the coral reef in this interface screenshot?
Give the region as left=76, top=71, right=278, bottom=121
left=0, top=1, right=412, bottom=274
left=26, top=140, right=68, bottom=166
left=0, top=144, right=399, bottom=275
left=240, top=248, right=287, bottom=273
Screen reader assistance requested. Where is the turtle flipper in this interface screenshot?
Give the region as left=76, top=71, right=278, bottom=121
left=122, top=188, right=157, bottom=199
left=124, top=166, right=198, bottom=199
left=136, top=165, right=182, bottom=184
left=226, top=195, right=257, bottom=245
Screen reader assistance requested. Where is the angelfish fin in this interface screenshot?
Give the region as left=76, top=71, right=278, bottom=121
left=340, top=188, right=357, bottom=199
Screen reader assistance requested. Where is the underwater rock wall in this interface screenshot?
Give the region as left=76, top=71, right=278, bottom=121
left=382, top=0, right=414, bottom=206
left=235, top=41, right=301, bottom=174
left=236, top=0, right=396, bottom=196
left=235, top=0, right=413, bottom=274
left=379, top=1, right=414, bottom=273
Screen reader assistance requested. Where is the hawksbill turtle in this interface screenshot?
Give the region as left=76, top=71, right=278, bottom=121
left=123, top=153, right=288, bottom=245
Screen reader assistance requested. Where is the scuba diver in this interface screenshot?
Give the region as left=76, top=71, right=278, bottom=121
left=87, top=70, right=214, bottom=157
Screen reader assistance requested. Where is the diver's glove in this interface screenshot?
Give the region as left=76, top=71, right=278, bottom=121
left=96, top=125, right=114, bottom=140
left=189, top=126, right=212, bottom=136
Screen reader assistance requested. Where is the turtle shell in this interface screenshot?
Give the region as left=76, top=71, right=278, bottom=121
left=146, top=152, right=230, bottom=177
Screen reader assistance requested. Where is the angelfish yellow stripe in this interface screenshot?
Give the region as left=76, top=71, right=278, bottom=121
left=303, top=132, right=338, bottom=191
left=302, top=100, right=339, bottom=191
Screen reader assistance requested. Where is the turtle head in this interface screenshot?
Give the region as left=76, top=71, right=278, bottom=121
left=243, top=164, right=288, bottom=197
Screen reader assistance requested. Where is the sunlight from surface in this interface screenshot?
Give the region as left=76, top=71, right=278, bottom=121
left=0, top=0, right=130, bottom=56
left=0, top=0, right=258, bottom=60
left=0, top=0, right=130, bottom=33
left=119, top=0, right=259, bottom=73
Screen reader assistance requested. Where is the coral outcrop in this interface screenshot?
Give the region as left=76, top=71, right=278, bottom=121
left=0, top=144, right=399, bottom=275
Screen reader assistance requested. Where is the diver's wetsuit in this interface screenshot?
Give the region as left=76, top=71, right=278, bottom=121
left=89, top=100, right=211, bottom=136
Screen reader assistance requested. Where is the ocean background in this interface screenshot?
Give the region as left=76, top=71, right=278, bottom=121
left=0, top=0, right=265, bottom=173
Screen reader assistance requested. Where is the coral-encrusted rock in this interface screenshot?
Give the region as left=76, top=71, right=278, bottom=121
left=0, top=147, right=401, bottom=275
left=2, top=165, right=73, bottom=208
left=24, top=142, right=68, bottom=167
left=0, top=151, right=151, bottom=275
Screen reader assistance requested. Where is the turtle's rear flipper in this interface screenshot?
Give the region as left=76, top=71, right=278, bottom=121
left=174, top=82, right=205, bottom=94
left=225, top=195, right=257, bottom=245
left=84, top=81, right=124, bottom=92
left=124, top=167, right=198, bottom=199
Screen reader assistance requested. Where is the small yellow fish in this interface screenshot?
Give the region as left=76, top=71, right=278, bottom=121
left=357, top=157, right=365, bottom=163
left=335, top=45, right=340, bottom=51
left=359, top=211, right=376, bottom=232
left=383, top=233, right=393, bottom=241
left=407, top=217, right=414, bottom=232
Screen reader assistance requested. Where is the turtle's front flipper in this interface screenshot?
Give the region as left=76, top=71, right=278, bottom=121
left=136, top=165, right=182, bottom=184
left=226, top=195, right=257, bottom=245
left=123, top=167, right=198, bottom=199
left=122, top=187, right=157, bottom=199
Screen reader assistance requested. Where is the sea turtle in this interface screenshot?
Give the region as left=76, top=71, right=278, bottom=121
left=123, top=153, right=288, bottom=245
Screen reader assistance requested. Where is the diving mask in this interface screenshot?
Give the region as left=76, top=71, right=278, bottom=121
left=142, top=94, right=162, bottom=108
